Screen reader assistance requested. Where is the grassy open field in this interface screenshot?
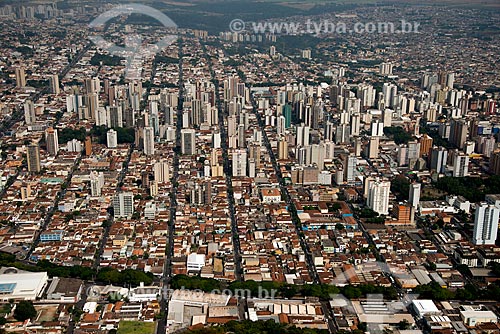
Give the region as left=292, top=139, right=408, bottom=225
left=117, top=321, right=155, bottom=334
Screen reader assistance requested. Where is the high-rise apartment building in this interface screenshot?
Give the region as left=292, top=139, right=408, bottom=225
left=232, top=149, right=247, bottom=177
left=107, top=129, right=118, bottom=148
left=181, top=129, right=196, bottom=155
left=143, top=127, right=155, bottom=155
left=15, top=66, right=26, bottom=88
left=45, top=127, right=59, bottom=156
left=113, top=192, right=134, bottom=218
left=473, top=203, right=500, bottom=245
left=27, top=143, right=41, bottom=173
left=409, top=183, right=421, bottom=208
left=367, top=179, right=391, bottom=215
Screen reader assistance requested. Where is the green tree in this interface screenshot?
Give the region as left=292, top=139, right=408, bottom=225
left=397, top=319, right=411, bottom=330
left=14, top=301, right=37, bottom=321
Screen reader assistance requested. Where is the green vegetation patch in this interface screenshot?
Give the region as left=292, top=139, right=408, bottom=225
left=117, top=321, right=155, bottom=334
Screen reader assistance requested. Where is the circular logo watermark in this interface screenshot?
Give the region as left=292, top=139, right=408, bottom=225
left=89, top=3, right=178, bottom=80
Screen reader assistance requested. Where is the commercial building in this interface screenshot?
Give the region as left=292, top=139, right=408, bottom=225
left=460, top=306, right=497, bottom=327
left=0, top=269, right=48, bottom=301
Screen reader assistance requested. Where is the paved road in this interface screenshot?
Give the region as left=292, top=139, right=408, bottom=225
left=158, top=38, right=184, bottom=334
left=203, top=42, right=243, bottom=282
left=93, top=144, right=134, bottom=270
left=248, top=95, right=336, bottom=333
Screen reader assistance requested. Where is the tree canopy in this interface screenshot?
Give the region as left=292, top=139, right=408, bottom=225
left=14, top=301, right=37, bottom=322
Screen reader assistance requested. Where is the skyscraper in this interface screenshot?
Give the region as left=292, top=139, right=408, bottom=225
left=181, top=129, right=196, bottom=155
left=367, top=179, right=391, bottom=215
left=113, top=192, right=134, bottom=218
left=430, top=146, right=448, bottom=173
left=85, top=136, right=92, bottom=156
left=370, top=120, right=384, bottom=137
left=282, top=104, right=292, bottom=128
left=90, top=171, right=104, bottom=197
left=409, top=183, right=421, bottom=208
left=278, top=137, right=288, bottom=160
left=382, top=83, right=397, bottom=108
left=449, top=119, right=468, bottom=149
left=107, top=129, right=118, bottom=148
left=48, top=74, right=60, bottom=95
left=85, top=77, right=100, bottom=94
left=27, top=143, right=41, bottom=173
left=108, top=106, right=123, bottom=128
left=232, top=149, right=247, bottom=177
left=296, top=124, right=310, bottom=147
left=490, top=151, right=500, bottom=176
left=248, top=144, right=261, bottom=169
left=419, top=134, right=433, bottom=157
left=344, top=155, right=357, bottom=182
left=452, top=153, right=469, bottom=177
left=154, top=160, right=170, bottom=183
left=15, top=66, right=26, bottom=88
left=473, top=203, right=499, bottom=245
left=45, top=127, right=59, bottom=156
left=143, top=127, right=155, bottom=155
left=367, top=137, right=380, bottom=159
left=24, top=100, right=36, bottom=125
left=379, top=62, right=393, bottom=76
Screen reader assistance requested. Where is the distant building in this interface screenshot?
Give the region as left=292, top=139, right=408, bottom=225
left=46, top=277, right=83, bottom=303
left=269, top=45, right=276, bottom=56
left=419, top=134, right=433, bottom=157
left=278, top=137, right=288, bottom=160
left=393, top=204, right=414, bottom=225
left=411, top=300, right=440, bottom=319
left=379, top=62, right=393, bottom=76
left=301, top=49, right=311, bottom=59
left=40, top=230, right=64, bottom=242
left=449, top=119, right=468, bottom=149
left=460, top=305, right=498, bottom=327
